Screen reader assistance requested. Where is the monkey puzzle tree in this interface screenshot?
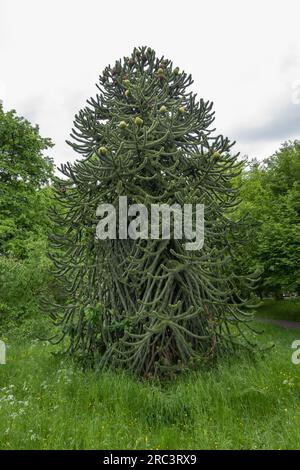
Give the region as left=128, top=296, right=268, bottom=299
left=49, top=47, right=257, bottom=376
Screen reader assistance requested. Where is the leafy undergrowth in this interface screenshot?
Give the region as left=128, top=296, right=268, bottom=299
left=256, top=299, right=300, bottom=322
left=0, top=323, right=300, bottom=450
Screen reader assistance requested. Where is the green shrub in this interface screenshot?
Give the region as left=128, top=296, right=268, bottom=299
left=0, top=242, right=54, bottom=336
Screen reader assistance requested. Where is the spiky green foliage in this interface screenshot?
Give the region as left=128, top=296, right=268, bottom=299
left=49, top=47, right=258, bottom=377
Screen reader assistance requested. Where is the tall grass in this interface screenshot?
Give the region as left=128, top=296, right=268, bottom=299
left=1, top=322, right=300, bottom=449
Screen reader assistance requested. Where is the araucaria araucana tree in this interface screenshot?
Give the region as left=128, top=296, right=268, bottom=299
left=49, top=47, right=257, bottom=377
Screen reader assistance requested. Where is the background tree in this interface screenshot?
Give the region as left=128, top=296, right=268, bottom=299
left=236, top=141, right=300, bottom=298
left=50, top=47, right=258, bottom=377
left=0, top=103, right=55, bottom=332
left=0, top=103, right=54, bottom=258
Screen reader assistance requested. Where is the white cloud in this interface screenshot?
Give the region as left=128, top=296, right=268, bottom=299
left=1, top=0, right=300, bottom=168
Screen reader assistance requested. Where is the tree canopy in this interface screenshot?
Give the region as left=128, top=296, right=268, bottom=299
left=237, top=141, right=300, bottom=297
left=0, top=103, right=54, bottom=258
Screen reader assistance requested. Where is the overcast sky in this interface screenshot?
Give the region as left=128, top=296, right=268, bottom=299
left=1, top=0, right=300, bottom=170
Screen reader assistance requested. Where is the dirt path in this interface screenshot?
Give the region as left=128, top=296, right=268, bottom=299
left=256, top=317, right=300, bottom=329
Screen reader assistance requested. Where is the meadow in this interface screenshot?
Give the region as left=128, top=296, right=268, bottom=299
left=256, top=299, right=300, bottom=322
left=1, top=319, right=300, bottom=450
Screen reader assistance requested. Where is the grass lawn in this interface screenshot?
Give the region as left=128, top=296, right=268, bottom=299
left=255, top=299, right=300, bottom=322
left=1, top=321, right=300, bottom=450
